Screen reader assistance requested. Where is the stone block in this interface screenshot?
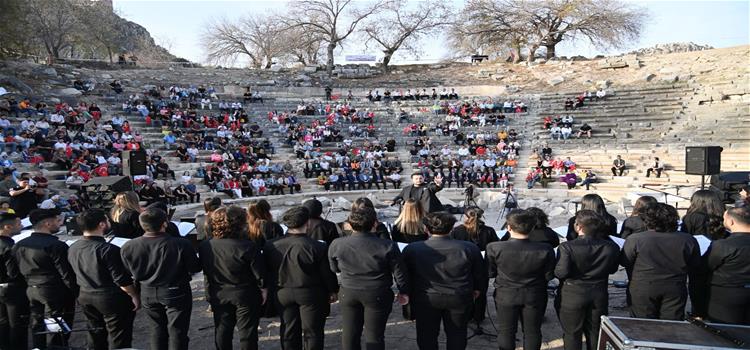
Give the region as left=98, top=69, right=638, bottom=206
left=303, top=66, right=318, bottom=73
left=256, top=80, right=276, bottom=86
left=42, top=67, right=57, bottom=76
left=547, top=76, right=565, bottom=86
left=57, top=88, right=82, bottom=96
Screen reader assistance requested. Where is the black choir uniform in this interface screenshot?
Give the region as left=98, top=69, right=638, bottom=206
left=308, top=217, right=339, bottom=246
left=264, top=234, right=338, bottom=350
left=199, top=237, right=266, bottom=350
left=68, top=236, right=136, bottom=350
left=567, top=213, right=618, bottom=240
left=485, top=238, right=555, bottom=350
left=450, top=224, right=498, bottom=325
left=337, top=221, right=391, bottom=240
left=705, top=232, right=750, bottom=325
left=619, top=215, right=647, bottom=239
left=0, top=235, right=29, bottom=350
left=13, top=232, right=78, bottom=349
left=402, top=235, right=486, bottom=350
left=120, top=232, right=201, bottom=350
left=621, top=231, right=701, bottom=320
left=328, top=231, right=409, bottom=350
left=393, top=182, right=444, bottom=213
left=554, top=236, right=620, bottom=350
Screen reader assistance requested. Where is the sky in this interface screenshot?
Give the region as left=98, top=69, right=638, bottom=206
left=113, top=0, right=750, bottom=66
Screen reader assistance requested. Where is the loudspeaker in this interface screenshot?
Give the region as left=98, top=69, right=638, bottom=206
left=122, top=150, right=147, bottom=176
left=82, top=176, right=134, bottom=209
left=685, top=146, right=723, bottom=175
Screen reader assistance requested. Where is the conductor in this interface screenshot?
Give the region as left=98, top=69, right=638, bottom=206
left=393, top=172, right=444, bottom=213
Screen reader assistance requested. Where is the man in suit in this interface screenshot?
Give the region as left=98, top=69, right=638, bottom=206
left=393, top=172, right=444, bottom=213
left=403, top=212, right=486, bottom=350
left=611, top=155, right=626, bottom=176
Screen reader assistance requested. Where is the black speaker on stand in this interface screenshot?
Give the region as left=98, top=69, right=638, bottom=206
left=685, top=146, right=723, bottom=189
left=122, top=150, right=148, bottom=177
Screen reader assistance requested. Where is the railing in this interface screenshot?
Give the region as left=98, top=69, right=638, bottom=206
left=640, top=184, right=693, bottom=209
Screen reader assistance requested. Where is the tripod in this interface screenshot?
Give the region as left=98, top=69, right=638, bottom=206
left=496, top=191, right=517, bottom=224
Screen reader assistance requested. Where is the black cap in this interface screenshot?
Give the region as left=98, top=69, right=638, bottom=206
left=28, top=208, right=61, bottom=225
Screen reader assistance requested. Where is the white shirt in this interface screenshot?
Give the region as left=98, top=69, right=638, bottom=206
left=251, top=178, right=265, bottom=188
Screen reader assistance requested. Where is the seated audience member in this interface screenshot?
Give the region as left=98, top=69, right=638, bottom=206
left=645, top=157, right=664, bottom=178
left=611, top=155, right=626, bottom=176
left=550, top=125, right=562, bottom=140
left=577, top=123, right=592, bottom=138
left=595, top=89, right=607, bottom=100
left=580, top=170, right=597, bottom=190
left=562, top=170, right=578, bottom=189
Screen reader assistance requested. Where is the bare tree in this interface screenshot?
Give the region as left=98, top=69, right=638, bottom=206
left=283, top=26, right=326, bottom=66
left=285, top=0, right=386, bottom=76
left=24, top=0, right=81, bottom=62
left=518, top=0, right=647, bottom=60
left=452, top=0, right=532, bottom=63
left=78, top=5, right=125, bottom=62
left=202, top=14, right=288, bottom=68
left=362, top=1, right=452, bottom=72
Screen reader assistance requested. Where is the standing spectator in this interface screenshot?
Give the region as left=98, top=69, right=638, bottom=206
left=555, top=210, right=620, bottom=350
left=328, top=207, right=409, bottom=350
left=705, top=206, right=750, bottom=325
left=621, top=203, right=700, bottom=320
left=13, top=209, right=77, bottom=348
left=485, top=209, right=555, bottom=350
left=120, top=207, right=201, bottom=350
left=264, top=206, right=339, bottom=350
left=199, top=206, right=266, bottom=350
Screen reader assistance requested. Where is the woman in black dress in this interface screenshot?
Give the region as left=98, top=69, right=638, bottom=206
left=450, top=207, right=498, bottom=331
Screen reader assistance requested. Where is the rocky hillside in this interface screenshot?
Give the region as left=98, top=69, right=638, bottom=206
left=112, top=15, right=178, bottom=63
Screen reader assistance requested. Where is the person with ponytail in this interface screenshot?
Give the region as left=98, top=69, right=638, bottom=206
left=450, top=207, right=498, bottom=333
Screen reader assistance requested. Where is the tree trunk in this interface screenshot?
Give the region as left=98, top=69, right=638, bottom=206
left=527, top=45, right=538, bottom=63
left=326, top=42, right=336, bottom=76
left=107, top=48, right=113, bottom=63
left=510, top=44, right=521, bottom=64
left=381, top=50, right=394, bottom=73
left=545, top=44, right=556, bottom=59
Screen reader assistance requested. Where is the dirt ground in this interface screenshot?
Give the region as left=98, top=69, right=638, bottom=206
left=64, top=268, right=631, bottom=350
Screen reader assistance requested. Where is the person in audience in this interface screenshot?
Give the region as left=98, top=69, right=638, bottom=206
left=69, top=209, right=139, bottom=350
left=555, top=210, right=621, bottom=350
left=706, top=206, right=750, bottom=325
left=595, top=89, right=607, bottom=100
left=561, top=169, right=578, bottom=189
left=611, top=155, right=626, bottom=176
left=621, top=203, right=701, bottom=320
left=199, top=205, right=266, bottom=350
left=550, top=124, right=562, bottom=140
left=120, top=207, right=201, bottom=350
left=450, top=207, right=498, bottom=331
left=391, top=199, right=427, bottom=243
left=645, top=157, right=663, bottom=178
left=567, top=194, right=618, bottom=240
left=13, top=209, right=77, bottom=349
left=9, top=178, right=39, bottom=219
left=264, top=206, right=339, bottom=350
left=620, top=196, right=658, bottom=239
left=560, top=125, right=572, bottom=140
left=580, top=170, right=597, bottom=190
left=486, top=209, right=555, bottom=350
left=0, top=212, right=27, bottom=350
left=328, top=207, right=409, bottom=350
left=402, top=211, right=486, bottom=350
left=735, top=185, right=750, bottom=208
left=576, top=123, right=592, bottom=138
left=110, top=191, right=144, bottom=239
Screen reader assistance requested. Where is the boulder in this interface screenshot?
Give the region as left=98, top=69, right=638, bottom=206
left=100, top=73, right=112, bottom=79
left=660, top=75, right=679, bottom=83
left=303, top=66, right=318, bottom=73
left=644, top=73, right=656, bottom=82
left=596, top=80, right=612, bottom=88
left=256, top=80, right=276, bottom=86
left=547, top=76, right=565, bottom=86
left=0, top=75, right=34, bottom=94
left=270, top=65, right=283, bottom=72
left=294, top=74, right=311, bottom=82
left=57, top=88, right=82, bottom=96
left=42, top=67, right=57, bottom=76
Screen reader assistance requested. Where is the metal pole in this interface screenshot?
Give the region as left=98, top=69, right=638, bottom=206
left=701, top=175, right=706, bottom=190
